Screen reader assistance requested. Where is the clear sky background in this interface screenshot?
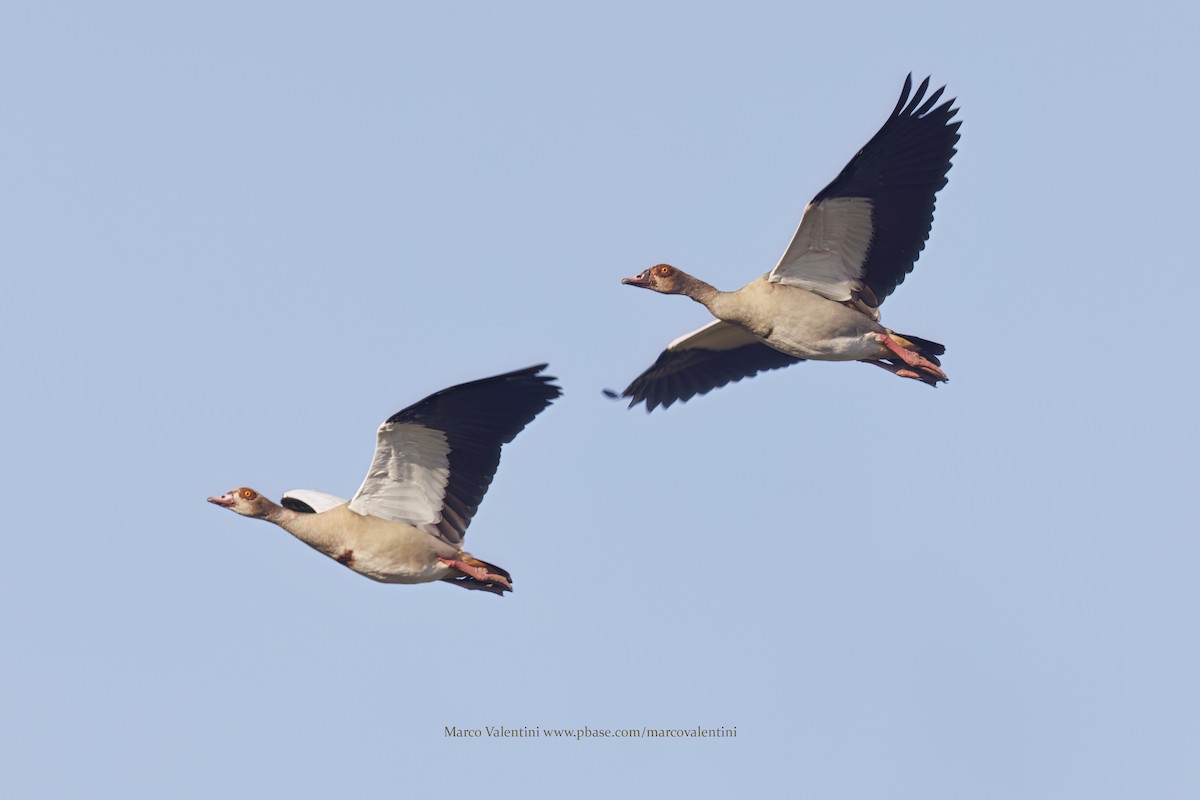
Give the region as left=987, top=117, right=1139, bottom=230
left=3, top=1, right=1198, bottom=797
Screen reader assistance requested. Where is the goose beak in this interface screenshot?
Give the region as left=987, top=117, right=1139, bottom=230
left=207, top=494, right=234, bottom=507
left=622, top=271, right=652, bottom=288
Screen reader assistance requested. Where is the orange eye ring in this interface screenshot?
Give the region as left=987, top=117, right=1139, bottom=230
left=240, top=489, right=257, bottom=500
left=656, top=265, right=672, bottom=276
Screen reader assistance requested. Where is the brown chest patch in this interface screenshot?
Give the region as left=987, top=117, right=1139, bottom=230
left=335, top=549, right=355, bottom=567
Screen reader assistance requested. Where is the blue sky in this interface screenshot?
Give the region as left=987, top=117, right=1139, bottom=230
left=3, top=1, right=1198, bottom=797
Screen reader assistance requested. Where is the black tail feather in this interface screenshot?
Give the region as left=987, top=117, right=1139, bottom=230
left=896, top=332, right=945, bottom=358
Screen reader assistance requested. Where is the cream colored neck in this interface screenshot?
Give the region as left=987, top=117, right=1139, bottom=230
left=263, top=503, right=344, bottom=556
left=677, top=272, right=721, bottom=309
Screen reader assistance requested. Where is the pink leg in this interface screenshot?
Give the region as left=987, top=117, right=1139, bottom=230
left=438, top=557, right=513, bottom=589
left=863, top=359, right=924, bottom=381
left=874, top=334, right=947, bottom=381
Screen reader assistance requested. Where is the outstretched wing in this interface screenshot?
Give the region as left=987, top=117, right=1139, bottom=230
left=348, top=365, right=561, bottom=545
left=769, top=74, right=961, bottom=309
left=617, top=321, right=803, bottom=412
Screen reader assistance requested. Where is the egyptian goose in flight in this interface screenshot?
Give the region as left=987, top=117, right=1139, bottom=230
left=208, top=365, right=560, bottom=595
left=616, top=75, right=961, bottom=411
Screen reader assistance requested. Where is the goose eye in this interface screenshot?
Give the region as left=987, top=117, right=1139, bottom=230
left=656, top=265, right=672, bottom=276
left=240, top=489, right=257, bottom=500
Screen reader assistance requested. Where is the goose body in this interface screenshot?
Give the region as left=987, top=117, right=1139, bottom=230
left=262, top=502, right=458, bottom=583
left=711, top=276, right=887, bottom=361
left=617, top=75, right=961, bottom=412
left=208, top=365, right=561, bottom=595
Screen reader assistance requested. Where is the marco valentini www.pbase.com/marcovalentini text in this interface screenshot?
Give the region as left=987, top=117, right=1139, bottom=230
left=443, top=726, right=738, bottom=740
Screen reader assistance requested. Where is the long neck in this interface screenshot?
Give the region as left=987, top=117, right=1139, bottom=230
left=678, top=272, right=742, bottom=320
left=263, top=501, right=298, bottom=528
left=678, top=272, right=720, bottom=309
left=261, top=502, right=343, bottom=556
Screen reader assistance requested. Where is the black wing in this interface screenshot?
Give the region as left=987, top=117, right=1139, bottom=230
left=620, top=336, right=803, bottom=412
left=384, top=364, right=561, bottom=544
left=281, top=496, right=317, bottom=513
left=811, top=74, right=961, bottom=305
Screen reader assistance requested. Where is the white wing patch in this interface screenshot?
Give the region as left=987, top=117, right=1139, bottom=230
left=282, top=489, right=348, bottom=513
left=768, top=197, right=874, bottom=301
left=667, top=320, right=763, bottom=352
left=348, top=422, right=451, bottom=527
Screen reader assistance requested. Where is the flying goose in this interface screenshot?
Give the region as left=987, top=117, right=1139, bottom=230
left=207, top=365, right=561, bottom=595
left=616, top=75, right=961, bottom=412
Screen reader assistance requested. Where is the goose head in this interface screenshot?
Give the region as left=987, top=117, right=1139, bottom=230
left=207, top=487, right=274, bottom=518
left=622, top=264, right=692, bottom=295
